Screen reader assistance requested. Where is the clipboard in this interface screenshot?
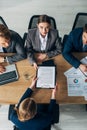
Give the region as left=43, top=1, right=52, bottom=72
left=36, top=66, right=56, bottom=88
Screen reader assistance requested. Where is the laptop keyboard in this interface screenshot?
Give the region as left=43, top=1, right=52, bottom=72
left=0, top=71, right=17, bottom=85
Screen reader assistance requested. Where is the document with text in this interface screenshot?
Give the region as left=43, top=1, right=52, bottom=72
left=64, top=56, right=87, bottom=98
left=36, top=66, right=56, bottom=88
left=67, top=74, right=84, bottom=96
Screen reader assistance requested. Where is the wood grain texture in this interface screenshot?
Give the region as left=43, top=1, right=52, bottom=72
left=0, top=53, right=87, bottom=104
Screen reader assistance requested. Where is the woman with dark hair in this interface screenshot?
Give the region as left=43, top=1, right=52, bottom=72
left=26, top=14, right=62, bottom=70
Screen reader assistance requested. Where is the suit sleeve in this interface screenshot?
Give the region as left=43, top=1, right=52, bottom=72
left=17, top=88, right=33, bottom=108
left=9, top=88, right=33, bottom=125
left=36, top=99, right=58, bottom=129
left=47, top=30, right=62, bottom=58
left=62, top=31, right=81, bottom=68
left=26, top=31, right=36, bottom=64
left=7, top=32, right=26, bottom=63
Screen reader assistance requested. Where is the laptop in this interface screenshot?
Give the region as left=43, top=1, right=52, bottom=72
left=0, top=64, right=19, bottom=85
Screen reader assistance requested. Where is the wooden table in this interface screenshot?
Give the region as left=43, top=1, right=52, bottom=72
left=0, top=53, right=87, bottom=104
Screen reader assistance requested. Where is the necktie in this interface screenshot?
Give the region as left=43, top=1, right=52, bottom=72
left=83, top=45, right=87, bottom=52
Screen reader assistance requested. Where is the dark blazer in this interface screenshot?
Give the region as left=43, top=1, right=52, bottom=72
left=10, top=88, right=58, bottom=130
left=62, top=28, right=83, bottom=68
left=3, top=30, right=26, bottom=64
left=26, top=28, right=62, bottom=64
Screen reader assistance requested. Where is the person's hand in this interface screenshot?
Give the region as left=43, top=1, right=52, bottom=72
left=51, top=83, right=58, bottom=99
left=0, top=56, right=4, bottom=63
left=29, top=77, right=38, bottom=89
left=36, top=53, right=47, bottom=62
left=79, top=64, right=87, bottom=72
left=33, top=63, right=38, bottom=70
left=0, top=64, right=6, bottom=73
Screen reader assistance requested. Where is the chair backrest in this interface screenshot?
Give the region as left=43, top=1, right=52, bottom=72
left=0, top=16, right=8, bottom=28
left=0, top=16, right=24, bottom=47
left=63, top=12, right=87, bottom=47
left=28, top=15, right=57, bottom=29
left=72, top=12, right=87, bottom=30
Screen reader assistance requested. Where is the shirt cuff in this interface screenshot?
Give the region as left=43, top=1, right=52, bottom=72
left=5, top=57, right=9, bottom=63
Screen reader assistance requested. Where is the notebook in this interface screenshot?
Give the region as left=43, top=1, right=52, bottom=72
left=0, top=64, right=19, bottom=85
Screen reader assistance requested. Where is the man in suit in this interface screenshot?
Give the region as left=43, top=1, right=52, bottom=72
left=62, top=24, right=87, bottom=73
left=26, top=15, right=62, bottom=69
left=0, top=24, right=26, bottom=73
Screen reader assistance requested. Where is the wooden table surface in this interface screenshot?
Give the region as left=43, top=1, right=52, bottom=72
left=0, top=53, right=87, bottom=104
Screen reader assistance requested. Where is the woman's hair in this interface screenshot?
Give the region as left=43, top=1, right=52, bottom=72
left=0, top=24, right=10, bottom=40
left=83, top=24, right=87, bottom=33
left=16, top=98, right=37, bottom=121
left=38, top=14, right=51, bottom=25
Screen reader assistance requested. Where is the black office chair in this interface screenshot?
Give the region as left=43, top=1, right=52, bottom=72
left=0, top=16, right=24, bottom=47
left=23, top=15, right=58, bottom=45
left=8, top=105, right=20, bottom=130
left=8, top=105, right=15, bottom=120
left=72, top=12, right=87, bottom=30
left=0, top=16, right=8, bottom=27
left=28, top=15, right=57, bottom=29
left=63, top=12, right=87, bottom=46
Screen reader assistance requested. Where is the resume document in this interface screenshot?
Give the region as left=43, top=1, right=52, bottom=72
left=36, top=66, right=56, bottom=88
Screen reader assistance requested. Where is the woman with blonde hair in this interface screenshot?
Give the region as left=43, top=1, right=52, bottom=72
left=16, top=98, right=37, bottom=121
left=10, top=77, right=59, bottom=130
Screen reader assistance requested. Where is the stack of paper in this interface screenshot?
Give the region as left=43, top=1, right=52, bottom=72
left=64, top=56, right=87, bottom=100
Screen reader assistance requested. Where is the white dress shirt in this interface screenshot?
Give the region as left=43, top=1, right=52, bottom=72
left=0, top=46, right=3, bottom=52
left=39, top=33, right=48, bottom=51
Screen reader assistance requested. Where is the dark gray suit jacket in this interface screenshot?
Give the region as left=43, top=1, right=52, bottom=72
left=26, top=28, right=62, bottom=64
left=3, top=30, right=26, bottom=64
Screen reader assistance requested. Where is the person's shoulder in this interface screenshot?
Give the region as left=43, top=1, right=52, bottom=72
left=28, top=28, right=38, bottom=37
left=28, top=28, right=37, bottom=33
left=72, top=27, right=83, bottom=34
left=50, top=28, right=58, bottom=33
left=49, top=28, right=58, bottom=36
left=10, top=30, right=23, bottom=41
left=69, top=28, right=83, bottom=38
left=10, top=30, right=21, bottom=37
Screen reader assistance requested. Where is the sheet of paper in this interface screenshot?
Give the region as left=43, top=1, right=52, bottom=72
left=64, top=67, right=83, bottom=77
left=67, top=74, right=84, bottom=96
left=64, top=67, right=76, bottom=77
left=64, top=56, right=87, bottom=96
left=64, top=56, right=87, bottom=77
left=80, top=56, right=87, bottom=64
left=36, top=66, right=55, bottom=88
left=80, top=56, right=87, bottom=76
left=83, top=78, right=87, bottom=100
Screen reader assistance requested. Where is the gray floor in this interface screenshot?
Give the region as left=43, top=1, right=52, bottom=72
left=52, top=104, right=87, bottom=130
left=0, top=104, right=87, bottom=130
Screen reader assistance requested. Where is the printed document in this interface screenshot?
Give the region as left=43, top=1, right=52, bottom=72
left=36, top=66, right=56, bottom=88
left=67, top=74, right=84, bottom=96
left=64, top=56, right=87, bottom=98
